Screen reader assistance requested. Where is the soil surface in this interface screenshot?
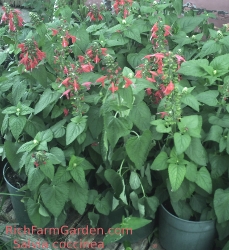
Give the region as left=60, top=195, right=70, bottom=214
left=4, top=166, right=26, bottom=189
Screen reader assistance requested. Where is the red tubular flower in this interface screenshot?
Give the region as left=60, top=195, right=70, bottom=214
left=51, top=29, right=59, bottom=36
left=63, top=66, right=68, bottom=74
left=109, top=82, right=119, bottom=93
left=146, top=88, right=152, bottom=96
left=163, top=81, right=174, bottom=95
left=164, top=25, right=171, bottom=36
left=96, top=76, right=107, bottom=87
left=81, top=63, right=94, bottom=72
left=63, top=108, right=69, bottom=116
left=82, top=82, right=92, bottom=90
left=61, top=77, right=71, bottom=87
left=61, top=89, right=71, bottom=99
left=36, top=49, right=46, bottom=61
left=78, top=55, right=85, bottom=63
left=135, top=70, right=142, bottom=78
left=123, top=77, right=132, bottom=88
left=62, top=37, right=68, bottom=47
left=73, top=80, right=80, bottom=91
left=159, top=112, right=168, bottom=118
left=101, top=48, right=107, bottom=56
left=94, top=54, right=100, bottom=63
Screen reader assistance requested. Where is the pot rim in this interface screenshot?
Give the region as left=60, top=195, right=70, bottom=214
left=161, top=204, right=215, bottom=224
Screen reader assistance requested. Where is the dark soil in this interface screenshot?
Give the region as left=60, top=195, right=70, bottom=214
left=5, top=167, right=27, bottom=189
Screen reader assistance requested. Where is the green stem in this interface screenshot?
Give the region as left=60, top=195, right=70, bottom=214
left=131, top=131, right=139, bottom=138
left=118, top=159, right=125, bottom=174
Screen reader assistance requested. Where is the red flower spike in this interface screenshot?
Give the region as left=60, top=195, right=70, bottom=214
left=135, top=70, right=142, bottom=78
left=82, top=82, right=92, bottom=90
left=78, top=55, right=85, bottom=63
left=81, top=63, right=94, bottom=72
left=61, top=89, right=71, bottom=99
left=164, top=25, right=171, bottom=36
left=94, top=54, right=100, bottom=64
left=101, top=48, right=107, bottom=55
left=146, top=88, right=152, bottom=96
left=51, top=29, right=59, bottom=36
left=61, top=77, right=71, bottom=87
left=62, top=37, right=68, bottom=47
left=73, top=80, right=80, bottom=91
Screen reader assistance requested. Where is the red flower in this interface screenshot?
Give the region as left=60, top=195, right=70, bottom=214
left=62, top=37, right=68, bottom=47
left=101, top=48, right=107, bottom=55
left=82, top=82, right=92, bottom=90
left=164, top=25, right=171, bottom=36
left=146, top=88, right=152, bottom=96
left=36, top=49, right=46, bottom=61
left=81, top=63, right=94, bottom=72
left=51, top=29, right=59, bottom=36
left=159, top=112, right=168, bottom=118
left=94, top=54, right=100, bottom=63
left=63, top=108, right=69, bottom=116
left=78, top=55, right=85, bottom=63
left=109, top=82, right=119, bottom=93
left=61, top=77, right=71, bottom=87
left=73, top=80, right=80, bottom=91
left=61, top=89, right=71, bottom=99
left=123, top=77, right=132, bottom=88
left=163, top=81, right=174, bottom=95
left=96, top=76, right=107, bottom=87
left=135, top=70, right=142, bottom=78
left=63, top=66, right=68, bottom=74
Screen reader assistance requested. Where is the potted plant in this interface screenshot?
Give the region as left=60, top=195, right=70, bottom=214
left=1, top=0, right=229, bottom=248
left=145, top=5, right=229, bottom=250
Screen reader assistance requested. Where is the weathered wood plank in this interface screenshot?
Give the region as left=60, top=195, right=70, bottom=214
left=148, top=238, right=165, bottom=250
left=117, top=238, right=149, bottom=250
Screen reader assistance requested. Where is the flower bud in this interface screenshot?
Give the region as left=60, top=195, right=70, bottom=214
left=33, top=139, right=38, bottom=144
left=122, top=19, right=126, bottom=24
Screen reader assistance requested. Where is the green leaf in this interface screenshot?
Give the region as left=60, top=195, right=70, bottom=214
left=95, top=197, right=111, bottom=215
left=17, top=141, right=37, bottom=153
left=196, top=90, right=219, bottom=106
left=12, top=80, right=27, bottom=105
left=49, top=147, right=66, bottom=166
left=132, top=78, right=157, bottom=95
left=4, top=141, right=22, bottom=172
left=185, top=162, right=197, bottom=182
left=151, top=151, right=168, bottom=170
left=181, top=94, right=200, bottom=111
left=28, top=168, right=45, bottom=191
left=39, top=161, right=54, bottom=180
left=204, top=125, right=223, bottom=143
left=87, top=106, right=103, bottom=139
left=0, top=51, right=7, bottom=65
left=177, top=16, right=204, bottom=33
left=173, top=0, right=183, bottom=15
left=129, top=102, right=151, bottom=131
left=26, top=198, right=51, bottom=228
left=34, top=89, right=60, bottom=114
left=70, top=166, right=86, bottom=188
left=197, top=40, right=221, bottom=58
left=209, top=154, right=229, bottom=179
left=31, top=65, right=47, bottom=88
left=185, top=138, right=207, bottom=166
left=50, top=120, right=66, bottom=138
left=126, top=130, right=152, bottom=169
left=9, top=115, right=26, bottom=140
left=214, top=188, right=229, bottom=223
left=168, top=164, right=186, bottom=192
left=40, top=182, right=69, bottom=217
left=145, top=196, right=159, bottom=219
left=103, top=223, right=124, bottom=245
left=122, top=216, right=151, bottom=230
left=69, top=182, right=88, bottom=215
left=171, top=200, right=193, bottom=220
left=124, top=27, right=141, bottom=43
left=190, top=194, right=207, bottom=213
left=104, top=169, right=123, bottom=197
left=52, top=166, right=71, bottom=184
left=223, top=240, right=229, bottom=250
left=129, top=172, right=141, bottom=190
left=127, top=49, right=149, bottom=68
left=66, top=120, right=86, bottom=145
left=178, top=59, right=208, bottom=77
left=195, top=167, right=212, bottom=194
left=105, top=116, right=131, bottom=148
left=88, top=212, right=99, bottom=228
left=209, top=115, right=229, bottom=128
left=174, top=133, right=191, bottom=155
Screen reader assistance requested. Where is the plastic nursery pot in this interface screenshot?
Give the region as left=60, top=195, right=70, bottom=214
left=3, top=163, right=32, bottom=227
left=159, top=204, right=216, bottom=250
left=99, top=206, right=155, bottom=243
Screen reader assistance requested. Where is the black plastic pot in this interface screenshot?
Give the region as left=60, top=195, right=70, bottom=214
left=159, top=204, right=216, bottom=250
left=99, top=206, right=155, bottom=243
left=3, top=163, right=32, bottom=226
